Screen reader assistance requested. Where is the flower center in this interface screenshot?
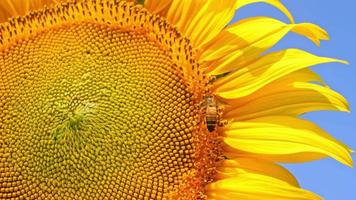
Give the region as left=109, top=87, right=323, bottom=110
left=0, top=1, right=215, bottom=199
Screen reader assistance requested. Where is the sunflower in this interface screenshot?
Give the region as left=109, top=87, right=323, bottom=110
left=0, top=0, right=353, bottom=199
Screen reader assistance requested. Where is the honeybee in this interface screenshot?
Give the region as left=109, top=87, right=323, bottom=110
left=204, top=96, right=219, bottom=132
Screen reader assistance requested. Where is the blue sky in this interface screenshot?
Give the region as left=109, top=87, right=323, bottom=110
left=230, top=1, right=356, bottom=199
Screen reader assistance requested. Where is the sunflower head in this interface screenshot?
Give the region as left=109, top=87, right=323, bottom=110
left=0, top=0, right=353, bottom=199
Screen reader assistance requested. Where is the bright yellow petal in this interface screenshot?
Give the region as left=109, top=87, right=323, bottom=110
left=271, top=68, right=324, bottom=85
left=206, top=173, right=321, bottom=200
left=165, top=0, right=236, bottom=48
left=216, top=157, right=299, bottom=187
left=220, top=68, right=321, bottom=117
left=200, top=17, right=293, bottom=62
left=213, top=49, right=347, bottom=99
left=0, top=0, right=72, bottom=23
left=222, top=116, right=353, bottom=167
left=202, top=17, right=329, bottom=75
left=223, top=82, right=349, bottom=120
left=0, top=0, right=28, bottom=22
left=235, top=0, right=294, bottom=23
left=144, top=0, right=173, bottom=16
left=292, top=22, right=329, bottom=46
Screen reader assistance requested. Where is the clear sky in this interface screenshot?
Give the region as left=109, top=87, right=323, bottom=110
left=230, top=1, right=356, bottom=199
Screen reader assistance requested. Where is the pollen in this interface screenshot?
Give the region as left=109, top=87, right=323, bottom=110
left=0, top=0, right=216, bottom=199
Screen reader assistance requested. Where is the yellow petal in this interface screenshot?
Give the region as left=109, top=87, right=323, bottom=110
left=203, top=17, right=329, bottom=75
left=235, top=0, right=294, bottom=23
left=223, top=116, right=353, bottom=167
left=200, top=17, right=291, bottom=62
left=165, top=0, right=236, bottom=48
left=214, top=49, right=347, bottom=99
left=292, top=22, right=329, bottom=46
left=223, top=82, right=349, bottom=120
left=216, top=157, right=299, bottom=187
left=0, top=0, right=29, bottom=22
left=206, top=173, right=321, bottom=200
left=220, top=68, right=322, bottom=116
left=144, top=0, right=173, bottom=16
left=0, top=0, right=72, bottom=23
left=272, top=68, right=324, bottom=84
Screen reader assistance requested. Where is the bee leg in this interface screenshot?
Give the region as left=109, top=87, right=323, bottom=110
left=218, top=120, right=229, bottom=127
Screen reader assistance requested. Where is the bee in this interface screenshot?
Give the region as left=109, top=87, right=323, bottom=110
left=204, top=96, right=219, bottom=132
